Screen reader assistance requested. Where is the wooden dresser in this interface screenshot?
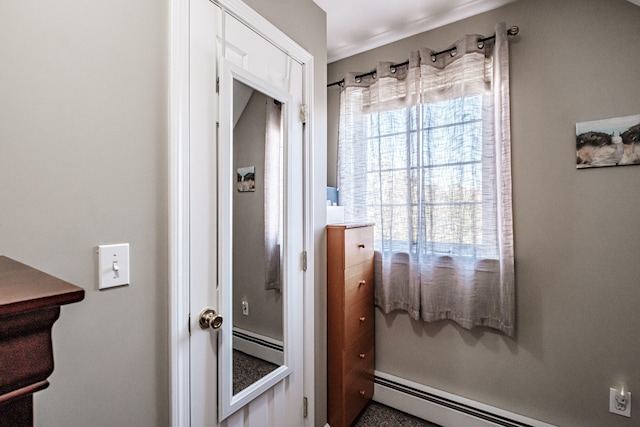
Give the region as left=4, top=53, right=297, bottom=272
left=0, top=256, right=84, bottom=427
left=327, top=223, right=374, bottom=427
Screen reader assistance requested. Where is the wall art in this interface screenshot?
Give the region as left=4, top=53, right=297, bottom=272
left=576, top=114, right=640, bottom=169
left=237, top=166, right=255, bottom=192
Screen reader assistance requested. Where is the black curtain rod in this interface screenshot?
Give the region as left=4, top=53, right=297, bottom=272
left=327, top=25, right=519, bottom=88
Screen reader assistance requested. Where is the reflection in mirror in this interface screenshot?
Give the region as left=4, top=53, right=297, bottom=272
left=232, top=78, right=284, bottom=395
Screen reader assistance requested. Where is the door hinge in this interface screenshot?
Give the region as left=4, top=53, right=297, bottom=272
left=302, top=251, right=307, bottom=272
left=188, top=313, right=191, bottom=336
left=303, top=396, right=308, bottom=418
left=216, top=76, right=220, bottom=94
left=299, top=104, right=307, bottom=124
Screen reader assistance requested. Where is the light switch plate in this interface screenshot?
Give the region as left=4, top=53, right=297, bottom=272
left=98, top=243, right=130, bottom=289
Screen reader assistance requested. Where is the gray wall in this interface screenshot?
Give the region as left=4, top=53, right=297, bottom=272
left=0, top=0, right=326, bottom=426
left=0, top=0, right=169, bottom=426
left=233, top=91, right=283, bottom=341
left=327, top=0, right=640, bottom=426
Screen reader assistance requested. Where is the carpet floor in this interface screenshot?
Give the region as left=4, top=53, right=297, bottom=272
left=354, top=402, right=441, bottom=427
left=232, top=349, right=279, bottom=394
left=232, top=351, right=440, bottom=426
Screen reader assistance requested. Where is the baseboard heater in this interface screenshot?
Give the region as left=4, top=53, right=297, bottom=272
left=373, top=371, right=556, bottom=427
left=232, top=328, right=284, bottom=366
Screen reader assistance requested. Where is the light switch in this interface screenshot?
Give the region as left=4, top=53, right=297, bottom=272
left=98, top=243, right=130, bottom=289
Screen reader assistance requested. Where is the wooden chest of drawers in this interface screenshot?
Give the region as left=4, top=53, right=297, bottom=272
left=327, top=224, right=374, bottom=427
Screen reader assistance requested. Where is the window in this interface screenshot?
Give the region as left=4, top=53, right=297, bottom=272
left=365, top=96, right=498, bottom=260
left=337, top=23, right=515, bottom=336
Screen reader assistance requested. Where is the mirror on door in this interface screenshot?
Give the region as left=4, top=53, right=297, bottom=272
left=232, top=77, right=284, bottom=394
left=217, top=60, right=295, bottom=421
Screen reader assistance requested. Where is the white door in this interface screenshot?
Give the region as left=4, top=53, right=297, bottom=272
left=189, top=0, right=306, bottom=425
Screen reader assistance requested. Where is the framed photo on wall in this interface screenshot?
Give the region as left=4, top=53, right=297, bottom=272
left=576, top=114, right=640, bottom=169
left=237, top=166, right=255, bottom=192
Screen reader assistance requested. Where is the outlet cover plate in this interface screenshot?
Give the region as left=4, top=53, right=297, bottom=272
left=610, top=387, right=631, bottom=417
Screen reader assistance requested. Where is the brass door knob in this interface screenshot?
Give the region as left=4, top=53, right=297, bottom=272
left=359, top=353, right=366, bottom=359
left=359, top=316, right=366, bottom=322
left=359, top=280, right=366, bottom=286
left=199, top=308, right=223, bottom=330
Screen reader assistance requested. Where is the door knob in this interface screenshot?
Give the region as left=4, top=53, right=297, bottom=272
left=199, top=308, right=223, bottom=330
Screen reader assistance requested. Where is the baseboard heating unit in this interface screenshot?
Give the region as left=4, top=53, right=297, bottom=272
left=373, top=371, right=556, bottom=427
left=232, top=328, right=284, bottom=366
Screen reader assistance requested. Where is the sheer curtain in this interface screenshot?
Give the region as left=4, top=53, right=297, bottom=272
left=337, top=23, right=515, bottom=336
left=264, top=99, right=282, bottom=291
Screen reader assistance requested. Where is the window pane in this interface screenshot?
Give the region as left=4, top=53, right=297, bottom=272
left=367, top=137, right=380, bottom=170
left=423, top=164, right=481, bottom=204
left=367, top=170, right=409, bottom=205
left=409, top=105, right=419, bottom=130
left=376, top=204, right=411, bottom=252
left=368, top=109, right=407, bottom=136
left=421, top=204, right=482, bottom=249
left=422, top=96, right=482, bottom=128
left=409, top=131, right=419, bottom=168
left=378, top=135, right=408, bottom=170
left=422, top=121, right=481, bottom=166
left=410, top=167, right=420, bottom=206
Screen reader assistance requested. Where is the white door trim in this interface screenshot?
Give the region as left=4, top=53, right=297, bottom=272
left=169, top=0, right=316, bottom=425
left=301, top=56, right=317, bottom=427
left=168, top=0, right=190, bottom=425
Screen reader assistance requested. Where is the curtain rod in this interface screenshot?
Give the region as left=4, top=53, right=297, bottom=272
left=327, top=25, right=519, bottom=88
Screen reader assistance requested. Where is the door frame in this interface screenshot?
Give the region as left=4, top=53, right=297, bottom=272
left=168, top=0, right=316, bottom=425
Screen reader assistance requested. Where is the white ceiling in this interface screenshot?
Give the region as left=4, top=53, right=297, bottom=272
left=314, top=0, right=519, bottom=63
left=316, top=0, right=640, bottom=63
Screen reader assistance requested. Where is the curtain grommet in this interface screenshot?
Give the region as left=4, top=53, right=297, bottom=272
left=430, top=54, right=436, bottom=62
left=450, top=48, right=457, bottom=57
left=477, top=40, right=484, bottom=49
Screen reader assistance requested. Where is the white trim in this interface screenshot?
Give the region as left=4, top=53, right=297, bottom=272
left=302, top=57, right=316, bottom=427
left=211, top=0, right=312, bottom=64
left=374, top=371, right=557, bottom=427
left=169, top=0, right=190, bottom=425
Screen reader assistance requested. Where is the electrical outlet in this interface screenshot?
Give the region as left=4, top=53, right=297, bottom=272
left=241, top=299, right=249, bottom=316
left=610, top=387, right=631, bottom=417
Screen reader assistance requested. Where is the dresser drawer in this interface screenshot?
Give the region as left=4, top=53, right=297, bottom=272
left=343, top=327, right=374, bottom=374
left=344, top=292, right=374, bottom=346
left=344, top=259, right=374, bottom=306
left=344, top=227, right=374, bottom=268
left=343, top=358, right=374, bottom=425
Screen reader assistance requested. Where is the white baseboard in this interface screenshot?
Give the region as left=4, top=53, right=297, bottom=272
left=232, top=327, right=284, bottom=366
left=373, top=371, right=556, bottom=427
